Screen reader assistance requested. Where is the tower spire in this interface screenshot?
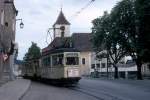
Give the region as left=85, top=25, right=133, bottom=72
left=60, top=0, right=63, bottom=12
left=53, top=10, right=70, bottom=26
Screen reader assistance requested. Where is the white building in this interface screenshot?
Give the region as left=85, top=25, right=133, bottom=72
left=90, top=51, right=138, bottom=79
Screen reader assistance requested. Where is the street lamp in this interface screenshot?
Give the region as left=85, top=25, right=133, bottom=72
left=16, top=19, right=24, bottom=29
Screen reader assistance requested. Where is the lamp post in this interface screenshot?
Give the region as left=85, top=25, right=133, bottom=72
left=16, top=19, right=24, bottom=29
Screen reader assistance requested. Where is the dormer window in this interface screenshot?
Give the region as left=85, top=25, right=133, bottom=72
left=60, top=26, right=65, bottom=37
left=5, top=22, right=8, bottom=27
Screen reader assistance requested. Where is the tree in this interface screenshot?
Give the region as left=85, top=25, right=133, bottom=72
left=135, top=0, right=150, bottom=63
left=92, top=0, right=150, bottom=80
left=92, top=11, right=127, bottom=79
left=23, top=42, right=41, bottom=62
left=110, top=0, right=150, bottom=80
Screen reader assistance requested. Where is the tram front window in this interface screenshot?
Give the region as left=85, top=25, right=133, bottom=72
left=52, top=54, right=63, bottom=66
left=66, top=57, right=79, bottom=65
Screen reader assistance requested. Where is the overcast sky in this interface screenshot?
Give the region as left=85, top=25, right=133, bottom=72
left=14, top=0, right=120, bottom=60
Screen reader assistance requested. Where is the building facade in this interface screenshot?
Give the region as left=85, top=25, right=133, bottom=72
left=90, top=50, right=138, bottom=79
left=0, top=0, right=18, bottom=81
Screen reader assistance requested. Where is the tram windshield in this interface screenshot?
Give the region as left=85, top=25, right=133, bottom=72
left=65, top=53, right=79, bottom=65
left=66, top=57, right=79, bottom=65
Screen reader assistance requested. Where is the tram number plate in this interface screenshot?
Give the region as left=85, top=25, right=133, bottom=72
left=68, top=69, right=79, bottom=77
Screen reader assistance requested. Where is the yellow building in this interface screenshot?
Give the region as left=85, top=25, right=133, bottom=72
left=42, top=10, right=93, bottom=76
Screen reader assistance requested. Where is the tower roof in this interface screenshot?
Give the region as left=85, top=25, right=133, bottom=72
left=53, top=10, right=70, bottom=26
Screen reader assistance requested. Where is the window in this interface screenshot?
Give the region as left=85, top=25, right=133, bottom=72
left=42, top=57, right=50, bottom=66
left=108, top=63, right=111, bottom=67
left=5, top=22, right=8, bottom=27
left=1, top=10, right=4, bottom=25
left=60, top=26, right=65, bottom=37
left=82, top=58, right=85, bottom=65
left=96, top=64, right=100, bottom=68
left=52, top=54, right=63, bottom=66
left=91, top=64, right=95, bottom=69
left=66, top=57, right=79, bottom=65
left=101, top=63, right=106, bottom=68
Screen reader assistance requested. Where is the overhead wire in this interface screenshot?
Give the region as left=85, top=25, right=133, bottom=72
left=46, top=28, right=53, bottom=45
left=69, top=0, right=96, bottom=21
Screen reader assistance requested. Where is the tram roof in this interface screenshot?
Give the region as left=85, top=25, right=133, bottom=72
left=42, top=48, right=79, bottom=56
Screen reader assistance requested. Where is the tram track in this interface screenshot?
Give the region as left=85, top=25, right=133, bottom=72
left=68, top=86, right=104, bottom=100
left=68, top=84, right=125, bottom=100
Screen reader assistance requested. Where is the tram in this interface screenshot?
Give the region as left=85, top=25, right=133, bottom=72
left=22, top=48, right=81, bottom=84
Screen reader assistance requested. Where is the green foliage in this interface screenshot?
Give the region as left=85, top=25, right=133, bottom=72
left=92, top=11, right=127, bottom=79
left=110, top=0, right=150, bottom=63
left=110, top=0, right=136, bottom=57
left=92, top=11, right=110, bottom=51
left=92, top=0, right=150, bottom=79
left=135, top=0, right=150, bottom=62
left=23, top=42, right=41, bottom=62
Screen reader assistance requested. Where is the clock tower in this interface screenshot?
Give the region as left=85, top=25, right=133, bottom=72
left=53, top=10, right=70, bottom=38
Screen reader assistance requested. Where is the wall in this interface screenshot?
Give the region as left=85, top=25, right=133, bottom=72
left=80, top=52, right=91, bottom=76
left=0, top=0, right=5, bottom=80
left=0, top=0, right=5, bottom=48
left=0, top=0, right=17, bottom=81
left=3, top=0, right=16, bottom=51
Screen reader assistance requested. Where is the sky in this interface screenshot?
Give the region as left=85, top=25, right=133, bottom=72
left=14, top=0, right=120, bottom=60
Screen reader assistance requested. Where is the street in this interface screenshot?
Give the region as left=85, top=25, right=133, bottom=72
left=21, top=78, right=150, bottom=100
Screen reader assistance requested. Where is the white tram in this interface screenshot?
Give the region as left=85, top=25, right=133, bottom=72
left=22, top=48, right=81, bottom=84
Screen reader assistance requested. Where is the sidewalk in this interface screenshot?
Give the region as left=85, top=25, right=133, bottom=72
left=0, top=79, right=31, bottom=100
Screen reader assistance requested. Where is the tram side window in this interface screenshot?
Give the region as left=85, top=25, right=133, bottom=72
left=66, top=57, right=79, bottom=65
left=52, top=54, right=63, bottom=66
left=42, top=57, right=50, bottom=66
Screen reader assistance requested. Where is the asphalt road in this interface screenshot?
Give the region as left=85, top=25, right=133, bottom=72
left=21, top=78, right=150, bottom=100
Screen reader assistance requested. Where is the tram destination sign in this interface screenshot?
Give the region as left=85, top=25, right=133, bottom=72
left=68, top=69, right=79, bottom=77
left=66, top=53, right=78, bottom=57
